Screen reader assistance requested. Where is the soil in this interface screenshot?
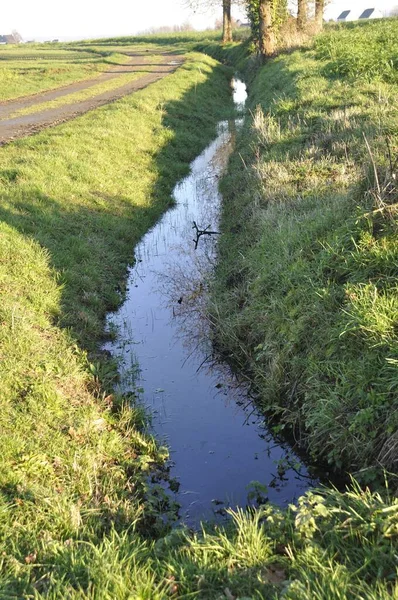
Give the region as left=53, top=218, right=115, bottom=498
left=0, top=52, right=184, bottom=145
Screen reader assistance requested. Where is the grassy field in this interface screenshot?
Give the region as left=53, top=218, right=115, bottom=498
left=3, top=67, right=155, bottom=120
left=315, top=19, right=398, bottom=83
left=212, top=18, right=398, bottom=480
left=80, top=27, right=250, bottom=50
left=0, top=30, right=250, bottom=104
left=0, top=46, right=130, bottom=101
left=0, top=24, right=397, bottom=597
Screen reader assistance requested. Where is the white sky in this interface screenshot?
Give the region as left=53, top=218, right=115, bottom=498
left=1, top=0, right=396, bottom=41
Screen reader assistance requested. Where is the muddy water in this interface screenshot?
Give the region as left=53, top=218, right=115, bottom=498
left=105, top=79, right=316, bottom=526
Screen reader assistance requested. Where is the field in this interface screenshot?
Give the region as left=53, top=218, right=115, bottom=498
left=0, top=28, right=250, bottom=104
left=0, top=20, right=397, bottom=598
left=0, top=46, right=134, bottom=101
left=3, top=70, right=139, bottom=117
left=315, top=19, right=398, bottom=82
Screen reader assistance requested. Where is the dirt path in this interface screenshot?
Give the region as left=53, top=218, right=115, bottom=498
left=0, top=53, right=184, bottom=145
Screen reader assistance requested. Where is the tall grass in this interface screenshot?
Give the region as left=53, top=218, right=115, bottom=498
left=2, top=481, right=396, bottom=597
left=315, top=19, right=398, bottom=82
left=211, top=20, right=398, bottom=478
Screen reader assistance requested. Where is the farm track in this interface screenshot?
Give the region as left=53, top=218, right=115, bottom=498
left=0, top=52, right=184, bottom=145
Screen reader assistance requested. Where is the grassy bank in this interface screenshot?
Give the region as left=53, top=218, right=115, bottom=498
left=1, top=28, right=397, bottom=597
left=212, top=19, right=398, bottom=479
left=0, top=52, right=234, bottom=351
left=0, top=50, right=236, bottom=595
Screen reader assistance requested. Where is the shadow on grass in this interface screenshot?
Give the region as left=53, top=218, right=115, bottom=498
left=0, top=55, right=250, bottom=598
left=0, top=58, right=235, bottom=353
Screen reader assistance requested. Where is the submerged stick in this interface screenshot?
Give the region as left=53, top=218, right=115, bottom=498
left=192, top=220, right=220, bottom=249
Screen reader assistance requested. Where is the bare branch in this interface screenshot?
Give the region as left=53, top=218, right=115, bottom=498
left=192, top=221, right=220, bottom=249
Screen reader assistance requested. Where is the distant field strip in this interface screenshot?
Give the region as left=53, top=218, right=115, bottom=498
left=0, top=47, right=131, bottom=102
left=0, top=49, right=96, bottom=61
left=0, top=54, right=154, bottom=121
left=3, top=66, right=161, bottom=120
left=0, top=54, right=183, bottom=144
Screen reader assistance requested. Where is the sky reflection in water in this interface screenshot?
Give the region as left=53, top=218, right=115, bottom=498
left=105, top=79, right=317, bottom=526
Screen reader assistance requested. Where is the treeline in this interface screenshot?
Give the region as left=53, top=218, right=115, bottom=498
left=246, top=0, right=324, bottom=55
left=187, top=0, right=325, bottom=55
left=141, top=22, right=195, bottom=35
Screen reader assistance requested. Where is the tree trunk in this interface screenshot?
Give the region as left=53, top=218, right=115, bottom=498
left=259, top=0, right=275, bottom=58
left=314, top=0, right=324, bottom=31
left=297, top=0, right=307, bottom=30
left=222, top=0, right=233, bottom=43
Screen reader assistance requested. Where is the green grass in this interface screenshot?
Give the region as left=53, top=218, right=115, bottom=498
left=4, top=63, right=157, bottom=120
left=0, top=216, right=171, bottom=595
left=316, top=19, right=398, bottom=83
left=1, top=28, right=397, bottom=598
left=0, top=52, right=234, bottom=350
left=0, top=47, right=130, bottom=101
left=2, top=479, right=397, bottom=598
left=0, top=49, right=238, bottom=595
left=194, top=39, right=254, bottom=74
left=211, top=19, right=398, bottom=479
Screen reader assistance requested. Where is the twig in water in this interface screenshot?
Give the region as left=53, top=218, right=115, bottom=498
left=192, top=221, right=220, bottom=250
left=243, top=406, right=257, bottom=425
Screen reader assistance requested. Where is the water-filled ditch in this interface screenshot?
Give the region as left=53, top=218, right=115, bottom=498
left=105, top=78, right=317, bottom=527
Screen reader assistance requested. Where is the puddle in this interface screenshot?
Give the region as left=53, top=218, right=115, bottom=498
left=105, top=78, right=317, bottom=526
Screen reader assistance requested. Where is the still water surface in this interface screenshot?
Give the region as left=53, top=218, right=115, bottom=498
left=105, top=79, right=316, bottom=526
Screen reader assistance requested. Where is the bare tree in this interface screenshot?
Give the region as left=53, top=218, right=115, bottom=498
left=144, top=22, right=194, bottom=34
left=258, top=0, right=275, bottom=58
left=314, top=0, right=324, bottom=30
left=11, top=30, right=23, bottom=43
left=183, top=0, right=235, bottom=42
left=222, top=0, right=233, bottom=42
left=214, top=14, right=241, bottom=29
left=296, top=0, right=307, bottom=30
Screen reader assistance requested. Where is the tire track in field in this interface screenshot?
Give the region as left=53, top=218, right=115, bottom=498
left=0, top=53, right=184, bottom=145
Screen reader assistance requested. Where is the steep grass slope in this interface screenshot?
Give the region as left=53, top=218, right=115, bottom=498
left=212, top=19, right=398, bottom=478
left=0, top=51, right=235, bottom=596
